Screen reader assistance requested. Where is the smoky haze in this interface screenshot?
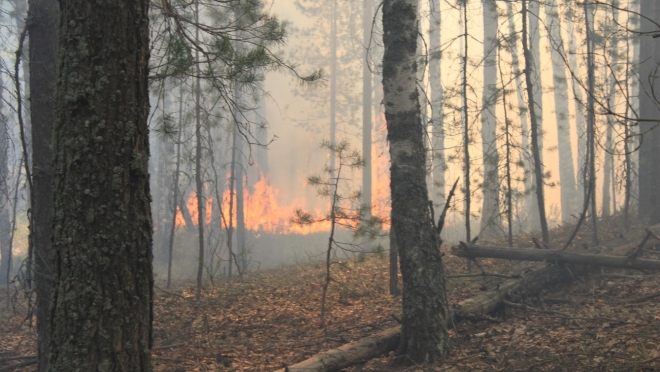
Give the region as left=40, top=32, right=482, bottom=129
left=0, top=0, right=650, bottom=284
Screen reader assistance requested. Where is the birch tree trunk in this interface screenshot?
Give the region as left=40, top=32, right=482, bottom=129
left=479, top=0, right=502, bottom=237
left=544, top=0, right=578, bottom=224
left=562, top=0, right=586, bottom=208
left=428, top=0, right=444, bottom=203
left=382, top=0, right=449, bottom=363
left=527, top=0, right=545, bottom=234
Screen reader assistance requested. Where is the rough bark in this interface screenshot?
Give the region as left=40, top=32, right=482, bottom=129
left=382, top=0, right=449, bottom=363
left=48, top=1, right=153, bottom=370
left=27, top=0, right=58, bottom=370
left=479, top=0, right=502, bottom=238
left=451, top=244, right=660, bottom=271
left=544, top=0, right=578, bottom=224
left=638, top=0, right=660, bottom=224
left=389, top=228, right=399, bottom=297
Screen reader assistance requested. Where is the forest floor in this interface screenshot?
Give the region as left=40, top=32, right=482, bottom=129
left=1, top=217, right=660, bottom=371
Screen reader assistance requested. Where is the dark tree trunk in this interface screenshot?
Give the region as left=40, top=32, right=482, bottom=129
left=389, top=228, right=399, bottom=297
left=638, top=0, right=660, bottom=224
left=48, top=1, right=153, bottom=370
left=382, top=0, right=449, bottom=363
left=27, top=0, right=58, bottom=370
left=236, top=133, right=246, bottom=270
left=167, top=87, right=184, bottom=289
left=194, top=0, right=205, bottom=301
left=0, top=77, right=9, bottom=287
left=179, top=191, right=196, bottom=230
left=522, top=0, right=549, bottom=243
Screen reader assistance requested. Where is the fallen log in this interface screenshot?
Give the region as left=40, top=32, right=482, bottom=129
left=450, top=243, right=660, bottom=271
left=277, top=262, right=574, bottom=372
left=274, top=327, right=400, bottom=372
left=278, top=228, right=657, bottom=372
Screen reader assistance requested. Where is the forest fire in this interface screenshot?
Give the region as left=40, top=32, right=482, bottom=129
left=174, top=138, right=391, bottom=234
left=174, top=178, right=331, bottom=234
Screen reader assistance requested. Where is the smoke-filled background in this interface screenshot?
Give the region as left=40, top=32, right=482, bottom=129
left=0, top=0, right=649, bottom=284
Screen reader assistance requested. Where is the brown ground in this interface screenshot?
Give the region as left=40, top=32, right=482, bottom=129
left=1, top=216, right=659, bottom=371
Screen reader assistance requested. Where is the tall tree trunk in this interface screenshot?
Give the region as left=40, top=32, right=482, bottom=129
left=462, top=0, right=471, bottom=242
left=363, top=0, right=373, bottom=225
left=236, top=131, right=246, bottom=270
left=479, top=0, right=501, bottom=238
left=49, top=0, right=152, bottom=370
left=0, top=76, right=10, bottom=286
left=526, top=0, right=544, bottom=233
left=637, top=0, right=660, bottom=224
left=505, top=1, right=531, bottom=233
left=157, top=81, right=174, bottom=258
left=498, top=56, right=514, bottom=247
left=544, top=0, right=578, bottom=224
left=623, top=0, right=637, bottom=227
left=522, top=0, right=549, bottom=243
left=167, top=86, right=184, bottom=289
left=382, top=0, right=449, bottom=363
left=428, top=0, right=444, bottom=203
left=194, top=0, right=205, bottom=301
left=584, top=1, right=599, bottom=244
left=329, top=0, right=337, bottom=197
left=562, top=0, right=586, bottom=208
left=602, top=4, right=619, bottom=219
left=28, top=0, right=58, bottom=369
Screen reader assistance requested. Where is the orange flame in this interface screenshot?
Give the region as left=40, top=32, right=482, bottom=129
left=223, top=175, right=331, bottom=234
left=174, top=136, right=392, bottom=234
left=175, top=191, right=212, bottom=227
